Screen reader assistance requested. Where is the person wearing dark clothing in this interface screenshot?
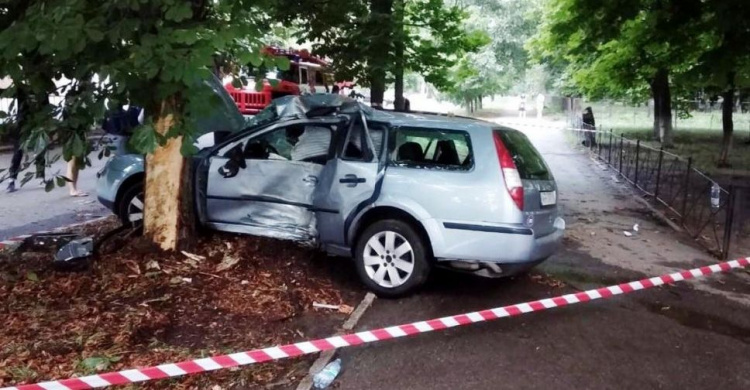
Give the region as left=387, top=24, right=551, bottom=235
left=6, top=86, right=29, bottom=193
left=582, top=106, right=597, bottom=147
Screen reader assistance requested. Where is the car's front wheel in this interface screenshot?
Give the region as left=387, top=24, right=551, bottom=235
left=354, top=219, right=430, bottom=297
left=117, top=183, right=144, bottom=226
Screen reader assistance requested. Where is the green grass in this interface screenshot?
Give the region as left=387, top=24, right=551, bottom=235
left=583, top=102, right=750, bottom=174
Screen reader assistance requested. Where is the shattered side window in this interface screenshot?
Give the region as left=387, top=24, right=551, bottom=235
left=242, top=124, right=334, bottom=165
left=389, top=127, right=473, bottom=170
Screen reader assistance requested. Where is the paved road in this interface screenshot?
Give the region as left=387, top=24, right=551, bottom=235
left=333, top=117, right=750, bottom=389
left=0, top=148, right=110, bottom=240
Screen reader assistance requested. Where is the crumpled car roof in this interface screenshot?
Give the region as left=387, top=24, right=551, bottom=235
left=247, top=94, right=374, bottom=128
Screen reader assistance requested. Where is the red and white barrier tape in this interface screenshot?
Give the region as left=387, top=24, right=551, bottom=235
left=2, top=257, right=748, bottom=390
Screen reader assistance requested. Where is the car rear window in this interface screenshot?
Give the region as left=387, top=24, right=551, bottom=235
left=494, top=129, right=551, bottom=180
left=390, top=127, right=472, bottom=170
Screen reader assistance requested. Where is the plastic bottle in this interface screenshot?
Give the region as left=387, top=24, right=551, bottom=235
left=710, top=183, right=720, bottom=209
left=313, top=358, right=341, bottom=389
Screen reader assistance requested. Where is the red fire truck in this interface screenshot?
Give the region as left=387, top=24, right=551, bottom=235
left=224, top=47, right=337, bottom=115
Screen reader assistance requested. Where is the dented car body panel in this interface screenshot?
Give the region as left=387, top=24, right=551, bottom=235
left=98, top=94, right=565, bottom=278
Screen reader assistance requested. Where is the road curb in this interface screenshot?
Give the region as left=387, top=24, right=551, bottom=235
left=295, top=292, right=377, bottom=390
left=0, top=215, right=114, bottom=251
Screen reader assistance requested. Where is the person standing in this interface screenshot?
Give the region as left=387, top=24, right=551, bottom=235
left=62, top=79, right=94, bottom=197
left=5, top=86, right=28, bottom=193
left=518, top=94, right=527, bottom=118
left=582, top=106, right=597, bottom=147
left=536, top=93, right=546, bottom=118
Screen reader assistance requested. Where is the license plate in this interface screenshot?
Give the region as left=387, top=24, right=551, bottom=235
left=540, top=191, right=557, bottom=206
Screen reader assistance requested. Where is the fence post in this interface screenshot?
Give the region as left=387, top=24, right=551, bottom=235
left=634, top=139, right=640, bottom=186
left=608, top=130, right=613, bottom=164
left=619, top=134, right=624, bottom=174
left=681, top=157, right=693, bottom=223
left=721, top=185, right=736, bottom=260
left=654, top=147, right=664, bottom=200
left=597, top=125, right=602, bottom=157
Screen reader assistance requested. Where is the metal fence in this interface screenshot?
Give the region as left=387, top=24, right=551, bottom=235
left=567, top=119, right=743, bottom=259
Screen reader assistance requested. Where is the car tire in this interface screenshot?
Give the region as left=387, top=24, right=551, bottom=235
left=117, top=182, right=144, bottom=227
left=354, top=219, right=430, bottom=298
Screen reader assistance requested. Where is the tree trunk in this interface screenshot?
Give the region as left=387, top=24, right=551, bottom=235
left=718, top=71, right=735, bottom=168
left=368, top=0, right=393, bottom=108
left=650, top=68, right=673, bottom=147
left=478, top=96, right=483, bottom=110
left=143, top=97, right=195, bottom=251
left=393, top=0, right=405, bottom=112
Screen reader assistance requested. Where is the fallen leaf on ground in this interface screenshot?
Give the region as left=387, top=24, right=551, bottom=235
left=146, top=260, right=160, bottom=271
left=216, top=254, right=241, bottom=272
left=338, top=304, right=354, bottom=314
left=181, top=251, right=206, bottom=262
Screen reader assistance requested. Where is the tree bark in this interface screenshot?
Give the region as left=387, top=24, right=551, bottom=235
left=368, top=0, right=393, bottom=108
left=393, top=0, right=405, bottom=112
left=650, top=68, right=673, bottom=147
left=718, top=71, right=735, bottom=168
left=143, top=97, right=195, bottom=251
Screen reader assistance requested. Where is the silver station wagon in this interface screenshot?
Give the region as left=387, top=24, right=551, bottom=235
left=97, top=91, right=565, bottom=297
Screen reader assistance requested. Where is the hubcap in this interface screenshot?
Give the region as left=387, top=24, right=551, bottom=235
left=127, top=192, right=144, bottom=223
left=363, top=231, right=414, bottom=288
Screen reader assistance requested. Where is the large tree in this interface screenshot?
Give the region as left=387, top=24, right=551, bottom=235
left=531, top=0, right=709, bottom=146
left=0, top=0, right=276, bottom=250
left=682, top=0, right=750, bottom=167
left=276, top=0, right=471, bottom=109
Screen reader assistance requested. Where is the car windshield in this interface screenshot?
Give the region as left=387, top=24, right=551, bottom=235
left=495, top=129, right=551, bottom=180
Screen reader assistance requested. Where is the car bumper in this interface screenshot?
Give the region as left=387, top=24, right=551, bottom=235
left=425, top=217, right=565, bottom=273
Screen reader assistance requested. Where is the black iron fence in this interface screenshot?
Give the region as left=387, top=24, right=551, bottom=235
left=567, top=120, right=745, bottom=259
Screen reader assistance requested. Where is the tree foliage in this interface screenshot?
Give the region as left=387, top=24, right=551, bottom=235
left=276, top=0, right=474, bottom=104
left=443, top=0, right=543, bottom=108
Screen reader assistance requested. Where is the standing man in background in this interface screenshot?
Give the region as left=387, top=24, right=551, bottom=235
left=536, top=93, right=545, bottom=118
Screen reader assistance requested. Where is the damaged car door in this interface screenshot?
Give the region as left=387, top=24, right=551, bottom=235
left=314, top=112, right=385, bottom=252
left=203, top=120, right=338, bottom=243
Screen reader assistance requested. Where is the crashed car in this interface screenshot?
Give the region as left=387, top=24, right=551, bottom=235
left=97, top=90, right=565, bottom=296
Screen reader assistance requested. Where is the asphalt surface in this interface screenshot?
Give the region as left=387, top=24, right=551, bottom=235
left=332, top=118, right=750, bottom=389
left=0, top=147, right=109, bottom=241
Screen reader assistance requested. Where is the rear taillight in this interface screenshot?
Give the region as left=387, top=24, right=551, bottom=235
left=493, top=132, right=524, bottom=210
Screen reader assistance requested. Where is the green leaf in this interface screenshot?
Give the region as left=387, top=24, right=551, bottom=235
left=165, top=3, right=193, bottom=22
left=180, top=140, right=199, bottom=157
left=44, top=180, right=55, bottom=192
left=128, top=125, right=158, bottom=154
left=231, top=77, right=242, bottom=88
left=80, top=357, right=110, bottom=371
left=71, top=135, right=85, bottom=158
left=56, top=176, right=66, bottom=187
left=86, top=28, right=104, bottom=43
left=249, top=52, right=263, bottom=68
left=254, top=80, right=264, bottom=92
left=268, top=79, right=280, bottom=88
left=26, top=272, right=39, bottom=282
left=275, top=56, right=291, bottom=71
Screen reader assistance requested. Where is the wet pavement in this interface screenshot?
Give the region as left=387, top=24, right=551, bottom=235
left=331, top=117, right=750, bottom=389
left=0, top=148, right=108, bottom=240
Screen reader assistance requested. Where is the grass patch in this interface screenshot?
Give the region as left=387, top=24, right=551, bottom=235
left=582, top=102, right=750, bottom=174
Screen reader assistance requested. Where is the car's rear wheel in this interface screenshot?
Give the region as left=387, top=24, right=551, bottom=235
left=354, top=219, right=430, bottom=297
left=117, top=183, right=144, bottom=227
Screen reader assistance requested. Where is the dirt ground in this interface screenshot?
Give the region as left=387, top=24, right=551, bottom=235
left=0, top=219, right=364, bottom=389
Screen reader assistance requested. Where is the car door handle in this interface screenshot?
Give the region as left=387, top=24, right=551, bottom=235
left=339, top=174, right=366, bottom=186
